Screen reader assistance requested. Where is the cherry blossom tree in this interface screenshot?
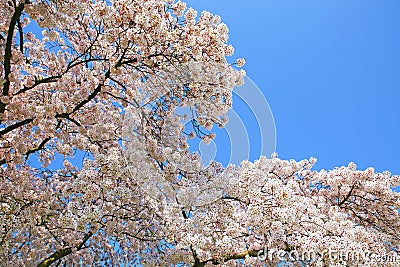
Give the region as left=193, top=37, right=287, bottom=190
left=1, top=0, right=399, bottom=266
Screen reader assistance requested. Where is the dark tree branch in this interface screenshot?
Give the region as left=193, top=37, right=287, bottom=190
left=0, top=118, right=33, bottom=137
left=25, top=137, right=51, bottom=159
left=338, top=182, right=357, bottom=207
left=70, top=71, right=110, bottom=114
left=14, top=75, right=62, bottom=96
left=14, top=57, right=107, bottom=96
left=222, top=195, right=249, bottom=205
left=37, top=231, right=92, bottom=267
left=55, top=113, right=81, bottom=127
left=1, top=1, right=27, bottom=116
left=17, top=20, right=23, bottom=53
left=194, top=250, right=260, bottom=267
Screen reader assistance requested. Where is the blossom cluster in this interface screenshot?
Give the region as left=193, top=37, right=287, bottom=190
left=0, top=0, right=399, bottom=266
left=159, top=156, right=400, bottom=266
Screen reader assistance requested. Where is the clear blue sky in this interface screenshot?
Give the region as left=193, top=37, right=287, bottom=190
left=185, top=0, right=400, bottom=174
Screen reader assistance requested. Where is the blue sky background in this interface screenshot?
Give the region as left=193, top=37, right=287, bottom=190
left=185, top=0, right=400, bottom=174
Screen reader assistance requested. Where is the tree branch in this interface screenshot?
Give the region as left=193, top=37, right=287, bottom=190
left=0, top=118, right=33, bottom=137
left=70, top=71, right=110, bottom=114
left=1, top=1, right=27, bottom=116
left=25, top=137, right=51, bottom=159
left=194, top=250, right=260, bottom=266
left=14, top=75, right=62, bottom=96
left=55, top=113, right=81, bottom=127
left=17, top=19, right=24, bottom=53
left=37, top=231, right=92, bottom=267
